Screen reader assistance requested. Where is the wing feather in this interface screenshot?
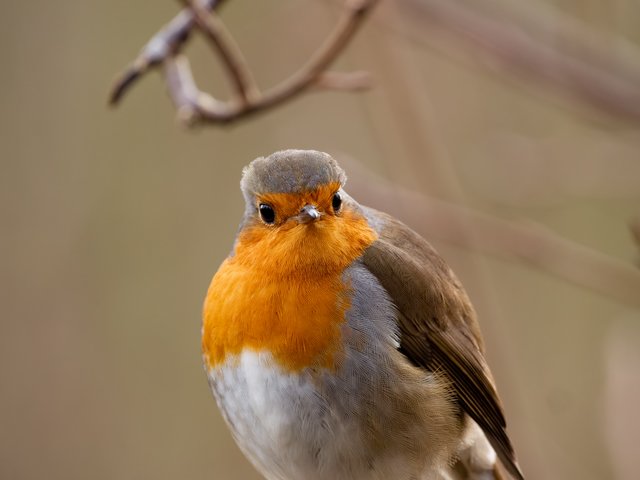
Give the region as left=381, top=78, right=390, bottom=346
left=360, top=209, right=524, bottom=480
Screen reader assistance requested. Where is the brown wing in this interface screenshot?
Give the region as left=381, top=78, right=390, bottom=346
left=360, top=209, right=524, bottom=480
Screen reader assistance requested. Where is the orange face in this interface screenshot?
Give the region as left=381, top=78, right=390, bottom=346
left=202, top=182, right=377, bottom=372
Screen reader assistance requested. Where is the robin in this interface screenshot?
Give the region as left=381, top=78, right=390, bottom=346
left=202, top=150, right=524, bottom=480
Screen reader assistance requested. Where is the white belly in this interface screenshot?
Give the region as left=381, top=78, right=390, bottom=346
left=209, top=350, right=367, bottom=479
left=207, top=350, right=458, bottom=480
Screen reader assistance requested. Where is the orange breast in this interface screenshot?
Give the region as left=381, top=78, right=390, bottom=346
left=202, top=202, right=377, bottom=372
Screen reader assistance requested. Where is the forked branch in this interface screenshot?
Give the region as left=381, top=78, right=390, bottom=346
left=109, top=0, right=224, bottom=105
left=109, top=0, right=378, bottom=125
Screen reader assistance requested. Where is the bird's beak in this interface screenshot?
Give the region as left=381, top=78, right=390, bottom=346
left=296, top=204, right=321, bottom=224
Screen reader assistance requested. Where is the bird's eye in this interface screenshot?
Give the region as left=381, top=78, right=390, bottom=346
left=332, top=192, right=342, bottom=213
left=259, top=204, right=276, bottom=224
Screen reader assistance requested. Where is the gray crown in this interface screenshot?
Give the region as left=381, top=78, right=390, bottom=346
left=241, top=150, right=347, bottom=201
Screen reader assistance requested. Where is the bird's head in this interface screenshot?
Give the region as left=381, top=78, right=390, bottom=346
left=240, top=149, right=346, bottom=227
left=235, top=150, right=376, bottom=274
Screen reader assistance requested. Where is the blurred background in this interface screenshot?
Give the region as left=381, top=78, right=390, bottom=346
left=2, top=0, right=639, bottom=479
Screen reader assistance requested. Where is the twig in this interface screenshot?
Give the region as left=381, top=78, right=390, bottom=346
left=267, top=1, right=374, bottom=97
left=163, top=54, right=231, bottom=123
left=110, top=0, right=378, bottom=125
left=185, top=0, right=259, bottom=105
left=109, top=0, right=224, bottom=105
left=172, top=0, right=377, bottom=124
left=341, top=155, right=640, bottom=309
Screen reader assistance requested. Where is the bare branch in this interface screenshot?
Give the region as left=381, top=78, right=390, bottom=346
left=341, top=156, right=640, bottom=309
left=109, top=0, right=224, bottom=105
left=242, top=0, right=378, bottom=115
left=163, top=54, right=233, bottom=124
left=184, top=0, right=259, bottom=105
left=110, top=0, right=378, bottom=125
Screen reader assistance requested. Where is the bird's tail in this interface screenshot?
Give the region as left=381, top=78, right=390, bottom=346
left=444, top=421, right=517, bottom=480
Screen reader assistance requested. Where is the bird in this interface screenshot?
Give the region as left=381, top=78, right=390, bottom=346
left=202, top=149, right=524, bottom=480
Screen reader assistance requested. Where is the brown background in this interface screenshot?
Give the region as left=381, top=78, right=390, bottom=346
left=2, top=1, right=639, bottom=479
